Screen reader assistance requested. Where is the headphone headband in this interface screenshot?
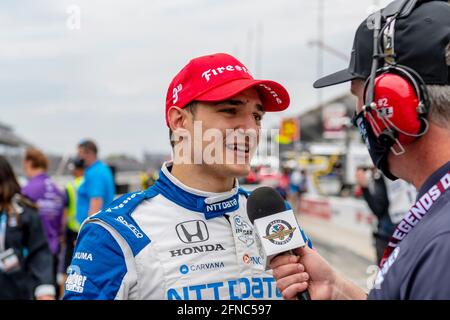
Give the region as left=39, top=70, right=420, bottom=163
left=366, top=0, right=430, bottom=112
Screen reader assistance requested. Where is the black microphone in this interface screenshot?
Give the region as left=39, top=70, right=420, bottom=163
left=247, top=186, right=311, bottom=301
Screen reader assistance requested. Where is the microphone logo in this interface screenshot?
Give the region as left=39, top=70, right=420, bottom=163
left=263, top=219, right=296, bottom=245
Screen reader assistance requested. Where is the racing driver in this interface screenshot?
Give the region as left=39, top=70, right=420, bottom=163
left=64, top=53, right=311, bottom=300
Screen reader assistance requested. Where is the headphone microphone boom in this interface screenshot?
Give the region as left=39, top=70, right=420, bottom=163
left=247, top=186, right=311, bottom=301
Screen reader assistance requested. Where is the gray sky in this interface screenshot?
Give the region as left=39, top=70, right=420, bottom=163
left=1, top=0, right=391, bottom=159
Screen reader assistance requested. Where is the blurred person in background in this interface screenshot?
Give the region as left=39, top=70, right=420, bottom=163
left=384, top=178, right=417, bottom=224
left=0, top=155, right=55, bottom=300
left=355, top=166, right=396, bottom=264
left=59, top=157, right=84, bottom=296
left=75, top=139, right=115, bottom=225
left=21, top=148, right=65, bottom=294
left=276, top=167, right=291, bottom=200
left=288, top=167, right=301, bottom=211
left=140, top=169, right=158, bottom=190
left=289, top=167, right=307, bottom=213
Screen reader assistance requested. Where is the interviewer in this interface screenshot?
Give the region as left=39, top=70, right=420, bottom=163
left=272, top=0, right=450, bottom=300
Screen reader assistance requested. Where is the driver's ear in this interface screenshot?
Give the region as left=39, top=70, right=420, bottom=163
left=167, top=106, right=189, bottom=131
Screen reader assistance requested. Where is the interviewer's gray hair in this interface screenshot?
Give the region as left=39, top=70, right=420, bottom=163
left=426, top=43, right=450, bottom=129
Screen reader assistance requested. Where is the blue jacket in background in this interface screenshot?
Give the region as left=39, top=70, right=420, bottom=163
left=76, top=160, right=115, bottom=224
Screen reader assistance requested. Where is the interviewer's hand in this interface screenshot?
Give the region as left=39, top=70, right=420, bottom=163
left=270, top=246, right=368, bottom=300
left=271, top=246, right=335, bottom=300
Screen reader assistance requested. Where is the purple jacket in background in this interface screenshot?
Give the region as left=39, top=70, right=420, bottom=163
left=22, top=173, right=65, bottom=255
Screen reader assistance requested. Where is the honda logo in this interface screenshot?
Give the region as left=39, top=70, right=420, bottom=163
left=175, top=220, right=209, bottom=244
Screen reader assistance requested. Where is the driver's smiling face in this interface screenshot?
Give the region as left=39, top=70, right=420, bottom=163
left=184, top=87, right=265, bottom=177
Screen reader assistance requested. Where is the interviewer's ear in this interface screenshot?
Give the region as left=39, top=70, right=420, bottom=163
left=167, top=106, right=191, bottom=131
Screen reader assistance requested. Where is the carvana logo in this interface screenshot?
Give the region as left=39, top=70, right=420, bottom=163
left=180, top=265, right=189, bottom=275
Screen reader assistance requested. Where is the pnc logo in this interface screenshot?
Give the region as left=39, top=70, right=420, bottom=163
left=242, top=254, right=263, bottom=265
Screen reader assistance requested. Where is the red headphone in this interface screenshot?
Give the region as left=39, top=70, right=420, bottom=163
left=363, top=65, right=429, bottom=148
left=362, top=1, right=430, bottom=153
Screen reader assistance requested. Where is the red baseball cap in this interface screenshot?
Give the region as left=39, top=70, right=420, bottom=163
left=165, top=53, right=290, bottom=126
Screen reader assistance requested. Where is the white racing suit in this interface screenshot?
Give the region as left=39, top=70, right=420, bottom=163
left=64, top=162, right=311, bottom=300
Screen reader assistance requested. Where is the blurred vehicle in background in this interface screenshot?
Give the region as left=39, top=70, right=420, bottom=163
left=240, top=167, right=259, bottom=185
left=256, top=165, right=281, bottom=187
left=140, top=169, right=159, bottom=190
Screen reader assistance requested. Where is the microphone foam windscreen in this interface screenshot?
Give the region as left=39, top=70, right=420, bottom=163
left=246, top=186, right=286, bottom=224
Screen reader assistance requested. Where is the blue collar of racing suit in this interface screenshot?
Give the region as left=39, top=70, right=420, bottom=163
left=151, top=162, right=246, bottom=220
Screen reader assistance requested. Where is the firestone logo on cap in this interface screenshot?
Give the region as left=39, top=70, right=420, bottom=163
left=165, top=53, right=290, bottom=127
left=201, top=64, right=250, bottom=83
left=259, top=83, right=283, bottom=105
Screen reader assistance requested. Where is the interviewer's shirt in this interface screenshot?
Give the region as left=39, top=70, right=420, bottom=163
left=369, top=161, right=450, bottom=300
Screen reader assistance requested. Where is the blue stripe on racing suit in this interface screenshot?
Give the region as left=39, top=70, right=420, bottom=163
left=63, top=223, right=127, bottom=300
